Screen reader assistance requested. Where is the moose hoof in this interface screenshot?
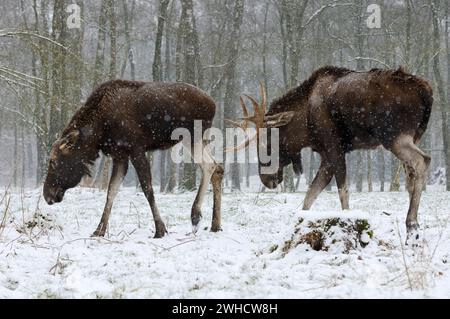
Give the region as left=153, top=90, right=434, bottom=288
left=191, top=210, right=202, bottom=226
left=210, top=225, right=222, bottom=233
left=154, top=223, right=168, bottom=239
left=91, top=229, right=105, bottom=237
left=405, top=224, right=420, bottom=247
left=192, top=224, right=200, bottom=235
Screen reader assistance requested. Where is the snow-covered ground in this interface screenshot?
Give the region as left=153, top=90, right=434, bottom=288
left=0, top=184, right=449, bottom=298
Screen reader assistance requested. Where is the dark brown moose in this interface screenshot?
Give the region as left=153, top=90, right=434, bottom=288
left=230, top=66, right=433, bottom=244
left=43, top=80, right=224, bottom=238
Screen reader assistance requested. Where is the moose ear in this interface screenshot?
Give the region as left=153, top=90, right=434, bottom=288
left=264, top=111, right=295, bottom=128
left=59, top=130, right=80, bottom=152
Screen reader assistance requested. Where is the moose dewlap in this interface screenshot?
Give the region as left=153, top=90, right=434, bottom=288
left=281, top=212, right=374, bottom=255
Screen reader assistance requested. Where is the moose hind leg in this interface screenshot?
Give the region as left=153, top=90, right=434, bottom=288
left=404, top=163, right=414, bottom=201
left=132, top=153, right=167, bottom=238
left=190, top=141, right=223, bottom=233
left=391, top=136, right=431, bottom=244
left=334, top=155, right=349, bottom=210
left=210, top=164, right=224, bottom=232
left=191, top=160, right=215, bottom=233
left=92, top=159, right=128, bottom=237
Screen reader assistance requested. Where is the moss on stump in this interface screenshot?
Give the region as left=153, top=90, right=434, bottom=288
left=281, top=213, right=373, bottom=255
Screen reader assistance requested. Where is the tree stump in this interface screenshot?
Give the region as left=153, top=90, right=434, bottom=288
left=281, top=212, right=374, bottom=255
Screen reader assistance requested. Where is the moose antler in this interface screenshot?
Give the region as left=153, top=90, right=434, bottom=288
left=225, top=82, right=267, bottom=152
left=224, top=96, right=251, bottom=131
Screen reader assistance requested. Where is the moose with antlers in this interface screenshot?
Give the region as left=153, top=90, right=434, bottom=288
left=230, top=66, right=433, bottom=244
left=43, top=80, right=224, bottom=238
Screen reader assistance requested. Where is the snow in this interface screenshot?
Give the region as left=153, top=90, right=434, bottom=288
left=297, top=210, right=371, bottom=221
left=0, top=185, right=450, bottom=298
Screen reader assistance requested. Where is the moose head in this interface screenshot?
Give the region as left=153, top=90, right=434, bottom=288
left=43, top=130, right=91, bottom=205
left=227, top=83, right=302, bottom=189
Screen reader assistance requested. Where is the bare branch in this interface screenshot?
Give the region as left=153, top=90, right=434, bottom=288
left=302, top=2, right=353, bottom=29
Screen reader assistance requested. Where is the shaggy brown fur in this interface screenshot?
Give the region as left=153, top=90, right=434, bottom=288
left=250, top=66, right=433, bottom=244
left=44, top=80, right=224, bottom=238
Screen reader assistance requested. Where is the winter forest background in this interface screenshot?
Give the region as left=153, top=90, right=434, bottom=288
left=0, top=0, right=449, bottom=194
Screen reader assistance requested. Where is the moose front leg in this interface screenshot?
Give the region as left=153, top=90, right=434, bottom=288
left=92, top=159, right=128, bottom=237
left=302, top=159, right=333, bottom=210
left=131, top=152, right=167, bottom=238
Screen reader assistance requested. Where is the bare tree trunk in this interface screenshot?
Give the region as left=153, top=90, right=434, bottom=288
left=104, top=0, right=117, bottom=189
left=152, top=0, right=171, bottom=192
left=280, top=0, right=309, bottom=192
left=445, top=0, right=450, bottom=191
left=159, top=151, right=167, bottom=192
left=166, top=160, right=177, bottom=193
left=405, top=0, right=412, bottom=68
left=153, top=0, right=170, bottom=81
left=92, top=0, right=109, bottom=189
left=356, top=151, right=363, bottom=192
left=165, top=2, right=177, bottom=193
left=278, top=2, right=288, bottom=88
left=118, top=0, right=138, bottom=187
left=378, top=148, right=385, bottom=191
left=173, top=2, right=184, bottom=191
left=93, top=0, right=108, bottom=86
left=66, top=1, right=83, bottom=110
left=108, top=0, right=117, bottom=80
left=120, top=0, right=136, bottom=78
left=13, top=121, right=18, bottom=187
left=390, top=162, right=402, bottom=192
left=22, top=0, right=49, bottom=184
left=367, top=151, right=373, bottom=192
left=389, top=1, right=415, bottom=192
left=262, top=2, right=269, bottom=102
left=128, top=49, right=136, bottom=80
left=179, top=0, right=199, bottom=191
left=21, top=123, right=26, bottom=189
left=247, top=1, right=270, bottom=191
left=282, top=0, right=309, bottom=86
left=354, top=0, right=365, bottom=193
left=100, top=0, right=118, bottom=190
left=308, top=150, right=315, bottom=186
left=48, top=0, right=68, bottom=144
left=246, top=163, right=250, bottom=188
left=431, top=0, right=450, bottom=191
left=223, top=0, right=245, bottom=191
left=193, top=14, right=203, bottom=89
